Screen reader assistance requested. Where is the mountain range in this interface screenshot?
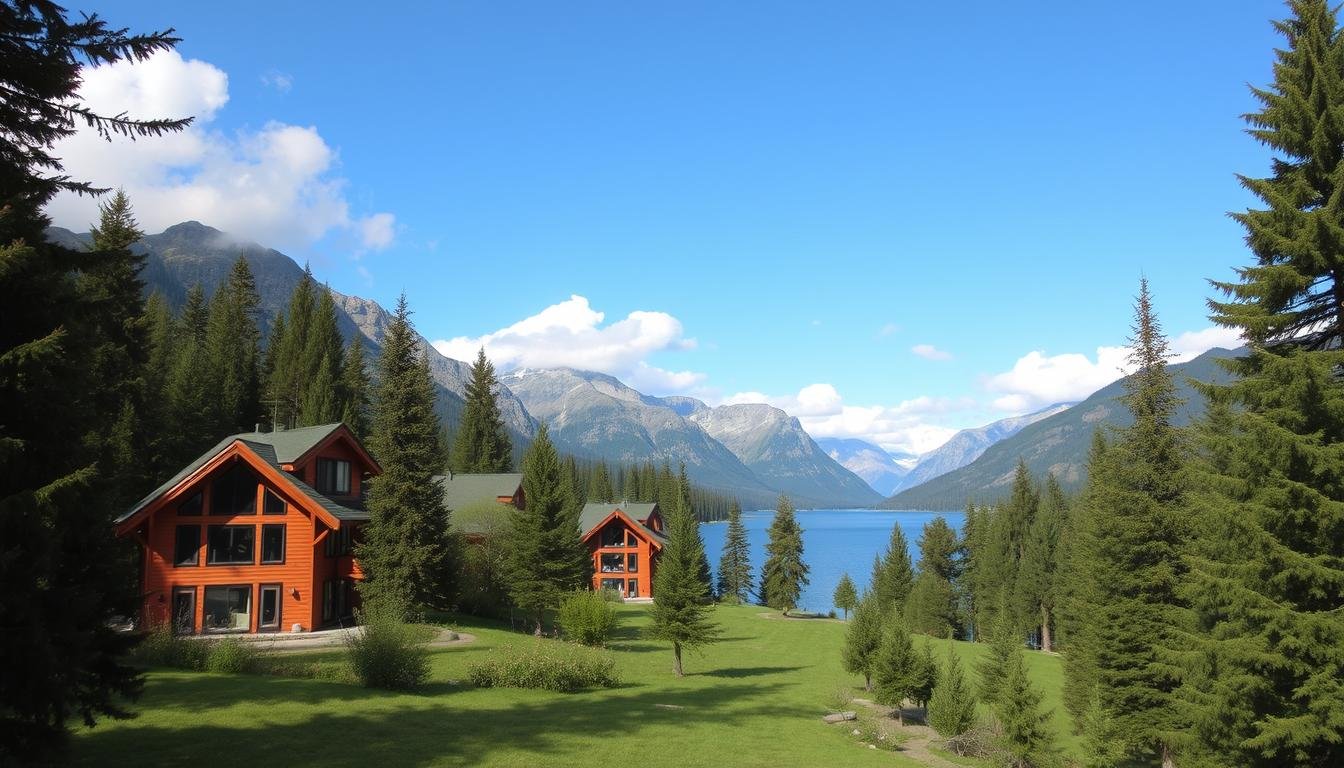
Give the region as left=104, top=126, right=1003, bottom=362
left=48, top=221, right=877, bottom=509
left=882, top=347, right=1241, bottom=510
left=814, top=438, right=917, bottom=496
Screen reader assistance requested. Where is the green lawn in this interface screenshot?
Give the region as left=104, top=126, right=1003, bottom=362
left=71, top=604, right=1077, bottom=767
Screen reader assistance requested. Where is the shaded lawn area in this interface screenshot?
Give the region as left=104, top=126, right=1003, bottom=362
left=70, top=604, right=1077, bottom=767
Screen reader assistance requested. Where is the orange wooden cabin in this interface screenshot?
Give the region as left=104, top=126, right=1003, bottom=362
left=113, top=423, right=379, bottom=634
left=579, top=502, right=666, bottom=599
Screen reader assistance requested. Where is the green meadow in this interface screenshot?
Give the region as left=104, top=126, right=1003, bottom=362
left=71, top=604, right=1079, bottom=767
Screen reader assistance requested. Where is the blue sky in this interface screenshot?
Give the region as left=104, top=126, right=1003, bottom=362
left=48, top=1, right=1285, bottom=453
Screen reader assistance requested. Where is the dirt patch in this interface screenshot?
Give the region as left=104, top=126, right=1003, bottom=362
left=838, top=697, right=962, bottom=768
left=755, top=611, right=843, bottom=623
left=258, top=628, right=475, bottom=654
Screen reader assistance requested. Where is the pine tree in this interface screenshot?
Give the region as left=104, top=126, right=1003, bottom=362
left=450, top=348, right=513, bottom=473
left=356, top=295, right=455, bottom=615
left=870, top=522, right=915, bottom=616
left=203, top=256, right=261, bottom=434
left=650, top=486, right=721, bottom=676
left=911, top=642, right=939, bottom=708
left=681, top=465, right=714, bottom=596
left=759, top=495, right=809, bottom=614
left=1059, top=430, right=1108, bottom=727
left=833, top=572, right=858, bottom=619
left=842, top=593, right=883, bottom=690
left=1178, top=2, right=1344, bottom=764
left=872, top=619, right=920, bottom=725
left=928, top=645, right=978, bottom=739
left=994, top=647, right=1056, bottom=768
left=959, top=503, right=990, bottom=638
left=1017, top=473, right=1067, bottom=652
left=339, top=334, right=371, bottom=437
left=297, top=286, right=345, bottom=426
left=266, top=267, right=316, bottom=427
left=164, top=284, right=213, bottom=465
left=907, top=517, right=962, bottom=637
left=140, top=293, right=177, bottom=481
left=0, top=5, right=190, bottom=758
left=587, top=462, right=614, bottom=502
left=977, top=592, right=1018, bottom=708
left=1003, top=459, right=1041, bottom=630
left=716, top=502, right=752, bottom=603
left=505, top=425, right=588, bottom=633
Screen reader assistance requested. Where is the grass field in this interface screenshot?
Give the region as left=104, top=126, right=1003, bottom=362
left=70, top=604, right=1079, bottom=767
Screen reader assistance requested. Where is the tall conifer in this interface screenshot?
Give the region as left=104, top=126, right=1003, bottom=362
left=650, top=486, right=720, bottom=675
left=870, top=522, right=915, bottom=616
left=450, top=348, right=512, bottom=473
left=340, top=334, right=371, bottom=437
left=842, top=593, right=883, bottom=690
left=716, top=502, right=752, bottom=603
left=203, top=256, right=261, bottom=434
left=760, top=495, right=808, bottom=614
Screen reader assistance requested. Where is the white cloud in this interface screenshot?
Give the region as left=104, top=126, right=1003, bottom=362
left=912, top=343, right=953, bottom=361
left=983, top=325, right=1246, bottom=414
left=724, top=384, right=972, bottom=456
left=878, top=322, right=900, bottom=338
left=44, top=51, right=394, bottom=253
left=431, top=295, right=704, bottom=395
left=261, top=70, right=293, bottom=93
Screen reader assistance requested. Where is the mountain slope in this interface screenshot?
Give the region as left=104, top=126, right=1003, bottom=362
left=668, top=400, right=884, bottom=507
left=895, top=402, right=1074, bottom=492
left=502, top=369, right=779, bottom=508
left=883, top=348, right=1241, bottom=510
left=815, top=438, right=916, bottom=496
left=47, top=222, right=537, bottom=448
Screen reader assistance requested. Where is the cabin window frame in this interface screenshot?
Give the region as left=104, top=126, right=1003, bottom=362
left=206, top=524, right=256, bottom=565
left=261, top=524, right=286, bottom=565
left=210, top=461, right=258, bottom=516
left=627, top=552, right=638, bottom=573
left=316, top=458, right=351, bottom=495
left=600, top=552, right=625, bottom=573
left=202, top=584, right=252, bottom=633
left=173, top=524, right=201, bottom=567
left=263, top=489, right=286, bottom=515
left=171, top=586, right=196, bottom=634
left=258, top=583, right=283, bottom=632
left=178, top=491, right=203, bottom=516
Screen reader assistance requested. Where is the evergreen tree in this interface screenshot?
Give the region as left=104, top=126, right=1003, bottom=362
left=832, top=572, right=858, bottom=619
left=164, top=284, right=213, bottom=465
left=588, top=462, right=614, bottom=502
left=449, top=348, right=513, bottom=473
left=339, top=334, right=371, bottom=437
left=1002, top=459, right=1041, bottom=630
left=716, top=502, right=752, bottom=603
left=872, top=619, right=920, bottom=725
left=1059, top=429, right=1108, bottom=727
left=994, top=647, right=1056, bottom=768
left=650, top=486, right=721, bottom=676
left=680, top=465, right=714, bottom=595
left=1069, top=281, right=1191, bottom=766
left=977, top=593, right=1019, bottom=708
left=266, top=267, right=316, bottom=427
left=140, top=293, right=176, bottom=480
left=928, top=645, right=977, bottom=739
left=842, top=594, right=883, bottom=690
left=870, top=522, right=915, bottom=616
left=759, top=495, right=809, bottom=614
left=1179, top=2, right=1344, bottom=764
left=911, top=642, right=939, bottom=708
left=1017, top=473, right=1067, bottom=652
left=907, top=517, right=962, bottom=638
left=959, top=503, right=991, bottom=638
left=505, top=425, right=588, bottom=633
left=296, top=286, right=344, bottom=426
left=203, top=255, right=261, bottom=434
left=356, top=295, right=455, bottom=614
left=0, top=5, right=190, bottom=758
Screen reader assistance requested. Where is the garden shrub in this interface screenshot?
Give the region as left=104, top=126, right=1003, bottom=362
left=557, top=589, right=617, bottom=646
left=346, top=597, right=431, bottom=691
left=599, top=588, right=624, bottom=603
left=204, top=637, right=258, bottom=674
left=467, top=642, right=619, bottom=692
left=132, top=626, right=210, bottom=670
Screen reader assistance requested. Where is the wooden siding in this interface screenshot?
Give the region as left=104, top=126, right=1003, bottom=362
left=586, top=514, right=659, bottom=599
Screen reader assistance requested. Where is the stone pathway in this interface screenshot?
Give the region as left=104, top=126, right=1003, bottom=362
left=218, top=627, right=474, bottom=654
left=839, top=698, right=962, bottom=768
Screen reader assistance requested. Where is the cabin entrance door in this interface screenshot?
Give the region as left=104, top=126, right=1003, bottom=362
left=259, top=584, right=282, bottom=631
left=171, top=587, right=195, bottom=634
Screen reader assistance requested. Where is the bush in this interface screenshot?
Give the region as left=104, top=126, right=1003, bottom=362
left=347, top=598, right=431, bottom=691
left=852, top=713, right=908, bottom=752
left=132, top=627, right=211, bottom=670
left=205, top=637, right=258, bottom=674
left=467, top=641, right=619, bottom=692
left=598, top=588, right=624, bottom=603
left=557, top=590, right=618, bottom=646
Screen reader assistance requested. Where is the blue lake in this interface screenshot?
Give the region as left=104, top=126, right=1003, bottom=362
left=700, top=508, right=965, bottom=614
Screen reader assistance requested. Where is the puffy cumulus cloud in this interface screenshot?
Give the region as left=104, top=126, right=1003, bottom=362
left=912, top=343, right=953, bottom=361
left=984, top=325, right=1247, bottom=414
left=431, top=295, right=704, bottom=395
left=44, top=51, right=394, bottom=253
left=724, top=385, right=973, bottom=456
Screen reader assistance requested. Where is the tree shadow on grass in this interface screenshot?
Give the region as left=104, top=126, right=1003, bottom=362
left=697, top=666, right=804, bottom=679
left=72, top=672, right=800, bottom=767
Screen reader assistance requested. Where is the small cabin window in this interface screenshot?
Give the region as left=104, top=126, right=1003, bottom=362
left=211, top=462, right=257, bottom=516
left=261, top=524, right=285, bottom=564
left=263, top=489, right=286, bottom=515
left=174, top=525, right=200, bottom=567
left=316, top=458, right=351, bottom=495
left=206, top=525, right=255, bottom=565
left=178, top=491, right=203, bottom=516
left=627, top=553, right=638, bottom=573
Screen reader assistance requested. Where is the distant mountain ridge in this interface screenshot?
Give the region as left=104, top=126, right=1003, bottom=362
left=814, top=437, right=916, bottom=496
left=893, top=402, right=1075, bottom=493
left=883, top=348, right=1242, bottom=510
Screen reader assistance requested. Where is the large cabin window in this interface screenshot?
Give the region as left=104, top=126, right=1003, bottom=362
left=261, top=524, right=286, bottom=564
left=173, top=525, right=200, bottom=566
left=600, top=552, right=625, bottom=573
left=601, top=525, right=628, bottom=548
left=211, top=462, right=257, bottom=515
left=316, top=458, right=351, bottom=495
left=206, top=525, right=255, bottom=565
left=178, top=491, right=202, bottom=516
left=203, top=585, right=251, bottom=632
left=263, top=489, right=286, bottom=515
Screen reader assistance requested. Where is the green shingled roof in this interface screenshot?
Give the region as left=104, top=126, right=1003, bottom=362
left=435, top=473, right=523, bottom=512
left=579, top=502, right=666, bottom=545
left=115, top=423, right=365, bottom=525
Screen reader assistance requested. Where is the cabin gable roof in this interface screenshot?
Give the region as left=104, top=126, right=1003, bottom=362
left=435, top=472, right=524, bottom=512
left=579, top=502, right=667, bottom=548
